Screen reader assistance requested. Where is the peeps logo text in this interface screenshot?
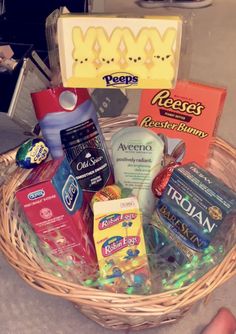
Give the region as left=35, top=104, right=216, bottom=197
left=62, top=175, right=79, bottom=212
left=28, top=190, right=45, bottom=200
left=103, top=72, right=138, bottom=88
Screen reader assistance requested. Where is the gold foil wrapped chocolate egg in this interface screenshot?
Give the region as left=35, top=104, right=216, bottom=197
left=91, top=184, right=121, bottom=209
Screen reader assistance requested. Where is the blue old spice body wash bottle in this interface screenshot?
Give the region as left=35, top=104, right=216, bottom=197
left=31, top=87, right=114, bottom=201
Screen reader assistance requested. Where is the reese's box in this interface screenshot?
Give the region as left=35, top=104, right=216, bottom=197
left=16, top=158, right=97, bottom=266
left=57, top=14, right=182, bottom=89
left=138, top=81, right=227, bottom=166
left=156, top=163, right=236, bottom=257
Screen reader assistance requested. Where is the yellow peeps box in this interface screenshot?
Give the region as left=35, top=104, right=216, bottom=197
left=57, top=14, right=182, bottom=89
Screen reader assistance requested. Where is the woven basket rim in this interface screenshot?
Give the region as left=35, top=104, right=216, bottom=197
left=0, top=132, right=235, bottom=320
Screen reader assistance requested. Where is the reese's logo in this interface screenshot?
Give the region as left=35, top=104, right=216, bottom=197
left=62, top=175, right=79, bottom=211
left=151, top=89, right=205, bottom=117
left=102, top=72, right=138, bottom=88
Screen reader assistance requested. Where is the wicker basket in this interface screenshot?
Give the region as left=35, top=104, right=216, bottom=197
left=0, top=116, right=235, bottom=331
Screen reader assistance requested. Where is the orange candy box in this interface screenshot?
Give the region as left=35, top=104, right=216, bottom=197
left=138, top=80, right=227, bottom=166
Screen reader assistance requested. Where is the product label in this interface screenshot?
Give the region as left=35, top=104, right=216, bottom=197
left=61, top=119, right=111, bottom=194
left=16, top=158, right=96, bottom=266
left=102, top=235, right=140, bottom=256
left=98, top=213, right=137, bottom=230
left=58, top=17, right=182, bottom=90
left=165, top=184, right=218, bottom=233
left=27, top=141, right=49, bottom=165
left=62, top=175, right=79, bottom=212
left=28, top=189, right=45, bottom=200
left=93, top=198, right=151, bottom=293
left=157, top=163, right=236, bottom=252
left=158, top=200, right=209, bottom=251
left=138, top=81, right=226, bottom=166
left=111, top=129, right=164, bottom=217
left=102, top=72, right=138, bottom=88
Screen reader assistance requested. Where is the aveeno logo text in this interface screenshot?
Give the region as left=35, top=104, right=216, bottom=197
left=151, top=89, right=205, bottom=116
left=118, top=143, right=152, bottom=152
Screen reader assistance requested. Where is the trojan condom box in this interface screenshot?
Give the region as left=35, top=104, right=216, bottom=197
left=138, top=81, right=227, bottom=166
left=156, top=163, right=236, bottom=256
left=57, top=14, right=182, bottom=89
left=16, top=158, right=96, bottom=266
